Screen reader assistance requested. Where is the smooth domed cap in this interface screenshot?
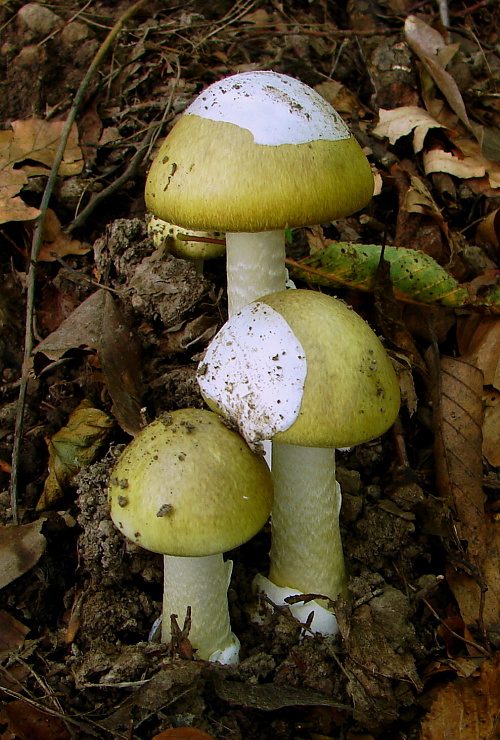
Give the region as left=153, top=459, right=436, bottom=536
left=108, top=409, right=273, bottom=556
left=147, top=215, right=226, bottom=261
left=198, top=290, right=400, bottom=448
left=145, top=71, right=373, bottom=233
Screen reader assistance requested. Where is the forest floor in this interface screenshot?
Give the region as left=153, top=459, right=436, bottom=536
left=0, top=0, right=500, bottom=738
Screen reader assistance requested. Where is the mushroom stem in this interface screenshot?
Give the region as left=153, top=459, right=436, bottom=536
left=225, top=231, right=287, bottom=315
left=162, top=553, right=240, bottom=664
left=269, top=443, right=347, bottom=600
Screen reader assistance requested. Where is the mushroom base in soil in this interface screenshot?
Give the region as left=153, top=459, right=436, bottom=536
left=197, top=290, right=401, bottom=636
left=108, top=409, right=273, bottom=664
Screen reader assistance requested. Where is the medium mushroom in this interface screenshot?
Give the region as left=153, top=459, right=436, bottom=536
left=145, top=70, right=373, bottom=315
left=108, top=408, right=273, bottom=663
left=147, top=215, right=225, bottom=275
left=197, top=290, right=400, bottom=633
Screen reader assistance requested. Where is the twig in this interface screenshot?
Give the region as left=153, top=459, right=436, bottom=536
left=9, top=0, right=151, bottom=524
left=67, top=56, right=181, bottom=234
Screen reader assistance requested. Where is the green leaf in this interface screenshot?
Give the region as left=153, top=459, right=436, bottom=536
left=288, top=243, right=469, bottom=307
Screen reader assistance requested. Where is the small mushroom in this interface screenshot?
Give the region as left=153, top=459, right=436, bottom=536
left=145, top=71, right=373, bottom=316
left=197, top=290, right=400, bottom=634
left=108, top=409, right=273, bottom=663
left=147, top=215, right=225, bottom=275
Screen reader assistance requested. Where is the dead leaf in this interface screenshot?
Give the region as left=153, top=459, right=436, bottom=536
left=373, top=107, right=447, bottom=153
left=37, top=398, right=114, bottom=510
left=315, top=80, right=367, bottom=118
left=429, top=353, right=500, bottom=627
left=0, top=611, right=29, bottom=658
left=4, top=699, right=71, bottom=740
left=423, top=147, right=487, bottom=180
left=213, top=673, right=351, bottom=711
left=35, top=290, right=145, bottom=435
left=458, top=315, right=500, bottom=390
left=9, top=118, right=83, bottom=177
left=0, top=520, right=46, bottom=590
left=36, top=208, right=89, bottom=262
left=405, top=16, right=471, bottom=132
left=475, top=208, right=500, bottom=249
left=419, top=652, right=500, bottom=739
left=0, top=118, right=83, bottom=225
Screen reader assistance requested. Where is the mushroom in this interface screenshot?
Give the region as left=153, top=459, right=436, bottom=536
left=108, top=408, right=273, bottom=663
left=197, top=290, right=400, bottom=634
left=145, top=70, right=373, bottom=315
left=147, top=215, right=225, bottom=275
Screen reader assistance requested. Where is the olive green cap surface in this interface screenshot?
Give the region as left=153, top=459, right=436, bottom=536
left=263, top=290, right=400, bottom=447
left=145, top=116, right=373, bottom=233
left=108, top=409, right=273, bottom=556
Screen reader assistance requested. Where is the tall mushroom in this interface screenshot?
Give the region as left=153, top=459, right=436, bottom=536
left=197, top=290, right=400, bottom=633
left=108, top=409, right=273, bottom=663
left=145, top=70, right=373, bottom=316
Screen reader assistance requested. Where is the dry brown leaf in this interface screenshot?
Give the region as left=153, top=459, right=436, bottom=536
left=37, top=398, right=114, bottom=511
left=9, top=118, right=83, bottom=177
left=458, top=315, right=500, bottom=390
left=430, top=354, right=500, bottom=628
left=423, top=148, right=486, bottom=180
left=405, top=16, right=471, bottom=132
left=475, top=208, right=500, bottom=249
left=37, top=208, right=89, bottom=261
left=315, top=80, right=367, bottom=118
left=0, top=156, right=40, bottom=224
left=35, top=290, right=145, bottom=435
left=0, top=118, right=83, bottom=225
left=0, top=611, right=29, bottom=658
left=373, top=107, right=447, bottom=152
left=4, top=699, right=71, bottom=740
left=0, top=520, right=46, bottom=590
left=419, top=652, right=500, bottom=739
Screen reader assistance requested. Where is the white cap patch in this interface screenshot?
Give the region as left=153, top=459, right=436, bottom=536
left=186, top=71, right=351, bottom=147
left=197, top=302, right=307, bottom=443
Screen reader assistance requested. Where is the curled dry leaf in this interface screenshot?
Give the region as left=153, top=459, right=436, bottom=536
left=475, top=208, right=500, bottom=249
left=37, top=398, right=114, bottom=511
left=373, top=106, right=447, bottom=153
left=404, top=15, right=471, bottom=132
left=37, top=208, right=89, bottom=262
left=0, top=519, right=46, bottom=590
left=0, top=118, right=83, bottom=225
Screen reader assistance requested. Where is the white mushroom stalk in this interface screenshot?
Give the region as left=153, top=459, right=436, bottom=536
left=145, top=71, right=373, bottom=316
left=197, top=291, right=401, bottom=636
left=108, top=409, right=273, bottom=664
left=163, top=554, right=239, bottom=663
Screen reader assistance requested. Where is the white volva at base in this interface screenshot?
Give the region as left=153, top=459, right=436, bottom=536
left=253, top=573, right=339, bottom=637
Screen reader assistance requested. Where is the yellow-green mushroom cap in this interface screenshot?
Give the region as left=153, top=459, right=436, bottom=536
left=147, top=215, right=225, bottom=261
left=108, top=409, right=273, bottom=556
left=198, top=290, right=400, bottom=449
left=145, top=71, right=373, bottom=233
